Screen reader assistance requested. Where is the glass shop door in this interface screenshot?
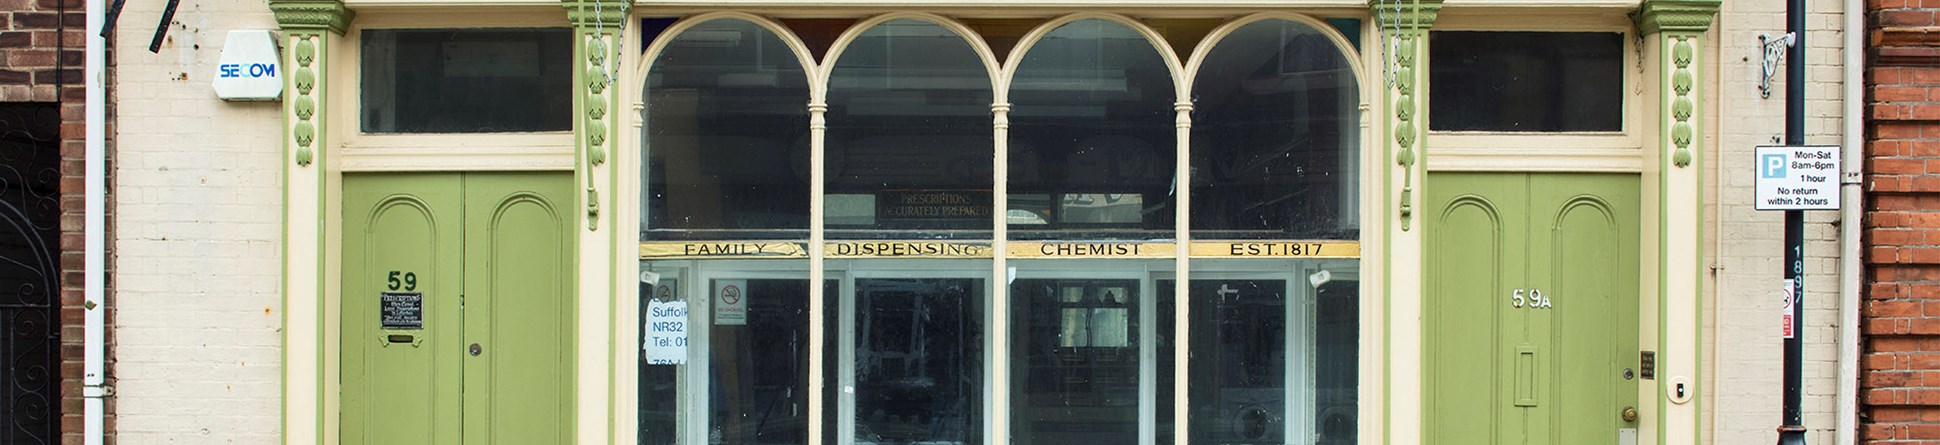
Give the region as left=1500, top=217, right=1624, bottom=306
left=1007, top=260, right=1170, bottom=445
left=640, top=260, right=823, bottom=445
left=829, top=260, right=990, bottom=445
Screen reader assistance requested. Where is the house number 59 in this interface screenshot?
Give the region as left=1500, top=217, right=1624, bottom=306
left=1511, top=289, right=1553, bottom=309
left=387, top=271, right=418, bottom=291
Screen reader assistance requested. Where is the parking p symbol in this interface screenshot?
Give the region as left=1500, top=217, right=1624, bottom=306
left=1761, top=154, right=1787, bottom=179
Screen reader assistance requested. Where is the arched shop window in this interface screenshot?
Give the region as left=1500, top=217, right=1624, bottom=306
left=642, top=18, right=813, bottom=240
left=1005, top=18, right=1178, bottom=445
left=638, top=18, right=816, bottom=445
left=1191, top=19, right=1359, bottom=240
left=1007, top=19, right=1176, bottom=240
left=825, top=19, right=995, bottom=239
left=1185, top=18, right=1362, bottom=445
left=635, top=13, right=1365, bottom=445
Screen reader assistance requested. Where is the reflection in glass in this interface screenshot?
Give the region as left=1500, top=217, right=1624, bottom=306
left=643, top=19, right=812, bottom=240
left=1011, top=278, right=1141, bottom=444
left=637, top=261, right=814, bottom=445
left=1008, top=19, right=1176, bottom=240
left=849, top=277, right=984, bottom=445
left=1167, top=259, right=1359, bottom=445
left=360, top=28, right=572, bottom=133
left=826, top=20, right=995, bottom=239
left=710, top=278, right=812, bottom=444
left=1191, top=20, right=1359, bottom=240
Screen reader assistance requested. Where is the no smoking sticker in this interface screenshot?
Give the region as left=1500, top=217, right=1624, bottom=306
left=714, top=279, right=747, bottom=326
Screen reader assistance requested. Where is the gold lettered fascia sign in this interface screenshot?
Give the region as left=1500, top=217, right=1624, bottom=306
left=824, top=240, right=993, bottom=258
left=1189, top=240, right=1360, bottom=258
left=1006, top=241, right=1178, bottom=259
left=639, top=241, right=809, bottom=259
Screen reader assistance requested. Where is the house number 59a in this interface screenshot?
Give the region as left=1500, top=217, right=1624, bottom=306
left=1511, top=289, right=1553, bottom=309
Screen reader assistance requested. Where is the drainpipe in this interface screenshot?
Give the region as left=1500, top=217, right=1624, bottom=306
left=82, top=0, right=108, bottom=441
left=1835, top=0, right=1865, bottom=440
left=1778, top=0, right=1809, bottom=441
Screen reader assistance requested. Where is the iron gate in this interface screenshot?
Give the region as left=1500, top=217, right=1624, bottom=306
left=0, top=102, right=63, bottom=445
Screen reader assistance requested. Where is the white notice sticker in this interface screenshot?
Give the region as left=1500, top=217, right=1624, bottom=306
left=643, top=300, right=687, bottom=365
left=1754, top=145, right=1842, bottom=211
left=714, top=279, right=748, bottom=326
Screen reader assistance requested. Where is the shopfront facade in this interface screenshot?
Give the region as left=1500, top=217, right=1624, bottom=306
left=249, top=0, right=1724, bottom=443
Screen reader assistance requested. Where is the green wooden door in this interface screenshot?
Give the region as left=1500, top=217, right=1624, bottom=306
left=342, top=172, right=575, bottom=445
left=1425, top=173, right=1639, bottom=445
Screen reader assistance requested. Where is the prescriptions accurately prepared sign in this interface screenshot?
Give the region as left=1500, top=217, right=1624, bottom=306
left=1754, top=145, right=1841, bottom=211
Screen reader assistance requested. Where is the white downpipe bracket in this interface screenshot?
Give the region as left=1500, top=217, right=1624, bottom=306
left=1836, top=0, right=1864, bottom=441
left=83, top=0, right=109, bottom=441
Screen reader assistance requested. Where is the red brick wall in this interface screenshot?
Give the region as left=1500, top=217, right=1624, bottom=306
left=1, top=0, right=102, bottom=444
left=1865, top=0, right=1940, bottom=442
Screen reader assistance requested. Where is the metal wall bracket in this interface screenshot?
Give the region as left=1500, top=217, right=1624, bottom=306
left=1759, top=33, right=1796, bottom=99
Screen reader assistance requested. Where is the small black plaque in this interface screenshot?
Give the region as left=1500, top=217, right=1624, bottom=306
left=1640, top=351, right=1656, bottom=380
left=380, top=292, right=424, bottom=330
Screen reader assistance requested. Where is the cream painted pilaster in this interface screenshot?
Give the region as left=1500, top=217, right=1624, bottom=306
left=270, top=1, right=352, bottom=444
left=1634, top=1, right=1719, bottom=444
left=1368, top=1, right=1439, bottom=442
left=564, top=1, right=628, bottom=443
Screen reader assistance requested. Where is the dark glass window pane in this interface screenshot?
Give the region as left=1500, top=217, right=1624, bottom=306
left=360, top=28, right=571, bottom=133
left=826, top=20, right=994, bottom=239
left=710, top=278, right=811, bottom=444
left=1175, top=258, right=1359, bottom=445
left=1428, top=31, right=1624, bottom=132
left=1011, top=278, right=1141, bottom=444
left=1315, top=278, right=1359, bottom=444
left=851, top=277, right=984, bottom=444
left=1008, top=19, right=1176, bottom=240
left=1186, top=278, right=1287, bottom=444
left=1191, top=20, right=1359, bottom=240
left=642, top=19, right=812, bottom=240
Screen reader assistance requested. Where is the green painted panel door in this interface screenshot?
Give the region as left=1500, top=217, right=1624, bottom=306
left=1425, top=173, right=1639, bottom=445
left=343, top=174, right=465, bottom=445
left=343, top=172, right=575, bottom=445
left=461, top=173, right=576, bottom=444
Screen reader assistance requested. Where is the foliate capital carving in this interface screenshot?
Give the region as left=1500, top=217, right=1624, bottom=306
left=269, top=0, right=353, bottom=35
left=1368, top=0, right=1443, bottom=32
left=562, top=0, right=630, bottom=28
left=1634, top=0, right=1721, bottom=36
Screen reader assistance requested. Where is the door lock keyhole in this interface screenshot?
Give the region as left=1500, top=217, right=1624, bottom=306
left=1623, top=368, right=1635, bottom=380
left=469, top=343, right=482, bottom=356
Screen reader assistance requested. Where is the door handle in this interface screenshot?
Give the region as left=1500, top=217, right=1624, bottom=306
left=1621, top=406, right=1638, bottom=422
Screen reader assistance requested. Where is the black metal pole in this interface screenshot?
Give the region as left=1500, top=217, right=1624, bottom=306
left=1778, top=0, right=1807, bottom=442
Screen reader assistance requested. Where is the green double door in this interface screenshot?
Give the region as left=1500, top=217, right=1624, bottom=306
left=341, top=173, right=576, bottom=445
left=1425, top=173, right=1640, bottom=444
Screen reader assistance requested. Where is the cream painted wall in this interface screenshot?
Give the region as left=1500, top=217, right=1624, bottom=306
left=111, top=0, right=285, bottom=443
left=1707, top=0, right=1847, bottom=443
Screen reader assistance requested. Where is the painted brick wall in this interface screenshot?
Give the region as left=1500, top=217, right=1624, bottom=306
left=110, top=0, right=281, bottom=442
left=1, top=0, right=98, bottom=443
left=1862, top=0, right=1940, bottom=442
left=1710, top=0, right=1848, bottom=443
